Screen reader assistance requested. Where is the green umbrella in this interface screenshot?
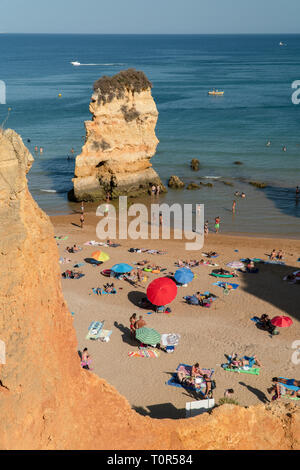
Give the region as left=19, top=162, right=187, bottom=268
left=135, top=327, right=161, bottom=345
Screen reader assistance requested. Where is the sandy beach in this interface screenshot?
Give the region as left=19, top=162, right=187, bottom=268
left=52, top=211, right=300, bottom=419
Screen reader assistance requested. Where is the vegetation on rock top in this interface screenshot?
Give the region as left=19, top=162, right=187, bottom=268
left=93, top=69, right=152, bottom=105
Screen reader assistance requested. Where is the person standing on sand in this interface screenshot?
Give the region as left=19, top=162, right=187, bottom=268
left=215, top=216, right=220, bottom=233
left=135, top=315, right=146, bottom=330
left=232, top=200, right=236, bottom=213
left=80, top=213, right=84, bottom=229
left=81, top=202, right=84, bottom=214
left=204, top=221, right=209, bottom=235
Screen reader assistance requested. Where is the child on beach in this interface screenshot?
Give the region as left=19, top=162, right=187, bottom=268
left=215, top=216, right=220, bottom=233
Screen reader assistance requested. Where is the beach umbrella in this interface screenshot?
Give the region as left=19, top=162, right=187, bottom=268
left=91, top=250, right=110, bottom=262
left=147, top=277, right=177, bottom=306
left=135, top=327, right=161, bottom=345
left=227, top=261, right=244, bottom=269
left=271, top=316, right=293, bottom=328
left=174, top=268, right=194, bottom=285
left=111, top=263, right=133, bottom=274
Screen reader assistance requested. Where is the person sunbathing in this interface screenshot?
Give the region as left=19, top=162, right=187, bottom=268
left=277, top=250, right=284, bottom=260
left=130, top=314, right=137, bottom=337
left=81, top=348, right=91, bottom=370
left=191, top=363, right=208, bottom=378
left=268, top=378, right=300, bottom=400
left=275, top=377, right=300, bottom=388
left=103, top=283, right=115, bottom=293
left=229, top=354, right=262, bottom=369
left=73, top=244, right=80, bottom=252
left=177, top=370, right=193, bottom=386
left=136, top=260, right=149, bottom=266
left=135, top=315, right=146, bottom=330
left=258, top=314, right=277, bottom=334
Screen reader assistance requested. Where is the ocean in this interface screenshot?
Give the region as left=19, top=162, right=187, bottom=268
left=0, top=33, right=299, bottom=236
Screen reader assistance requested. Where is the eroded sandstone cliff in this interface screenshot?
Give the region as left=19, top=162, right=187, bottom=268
left=0, top=128, right=299, bottom=450
left=72, top=69, right=164, bottom=201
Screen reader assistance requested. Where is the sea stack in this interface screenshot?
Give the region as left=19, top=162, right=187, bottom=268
left=71, top=68, right=164, bottom=201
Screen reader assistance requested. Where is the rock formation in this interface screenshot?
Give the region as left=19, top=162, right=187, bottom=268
left=0, top=128, right=299, bottom=450
left=191, top=158, right=200, bottom=171
left=72, top=69, right=164, bottom=201
left=168, top=175, right=185, bottom=189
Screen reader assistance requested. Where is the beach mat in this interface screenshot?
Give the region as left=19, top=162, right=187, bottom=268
left=128, top=349, right=160, bottom=358
left=213, top=281, right=239, bottom=289
left=166, top=364, right=214, bottom=390
left=222, top=367, right=260, bottom=375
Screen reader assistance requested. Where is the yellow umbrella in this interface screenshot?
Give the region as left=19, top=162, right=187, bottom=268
left=91, top=250, right=110, bottom=262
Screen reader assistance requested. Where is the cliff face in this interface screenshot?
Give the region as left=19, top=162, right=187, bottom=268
left=0, top=128, right=299, bottom=450
left=72, top=69, right=164, bottom=201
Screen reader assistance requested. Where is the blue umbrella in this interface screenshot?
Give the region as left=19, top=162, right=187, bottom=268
left=174, top=268, right=194, bottom=285
left=111, top=263, right=133, bottom=274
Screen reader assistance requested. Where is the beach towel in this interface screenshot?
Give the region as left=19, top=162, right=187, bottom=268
left=213, top=281, right=239, bottom=290
left=278, top=377, right=300, bottom=400
left=221, top=356, right=260, bottom=375
left=74, top=262, right=85, bottom=268
left=86, top=321, right=104, bottom=340
left=91, top=288, right=116, bottom=295
left=128, top=349, right=160, bottom=358
left=55, top=236, right=68, bottom=241
left=166, top=364, right=214, bottom=393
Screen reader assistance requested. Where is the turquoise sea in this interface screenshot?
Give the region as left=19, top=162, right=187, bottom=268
left=0, top=34, right=299, bottom=236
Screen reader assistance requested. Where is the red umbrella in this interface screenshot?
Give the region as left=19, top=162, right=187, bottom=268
left=147, top=277, right=177, bottom=306
left=271, top=316, right=293, bottom=328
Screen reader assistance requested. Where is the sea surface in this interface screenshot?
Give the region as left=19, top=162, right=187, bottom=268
left=0, top=34, right=299, bottom=236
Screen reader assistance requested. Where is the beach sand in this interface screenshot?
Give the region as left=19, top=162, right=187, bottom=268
left=51, top=211, right=300, bottom=419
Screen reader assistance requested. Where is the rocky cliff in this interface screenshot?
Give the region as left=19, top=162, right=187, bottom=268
left=0, top=128, right=299, bottom=450
left=72, top=69, right=164, bottom=201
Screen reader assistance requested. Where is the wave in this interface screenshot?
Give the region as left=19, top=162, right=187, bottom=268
left=40, top=189, right=57, bottom=193
left=72, top=63, right=125, bottom=66
left=201, top=176, right=222, bottom=179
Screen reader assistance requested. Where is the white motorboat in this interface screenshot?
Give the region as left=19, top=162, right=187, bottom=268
left=71, top=61, right=81, bottom=66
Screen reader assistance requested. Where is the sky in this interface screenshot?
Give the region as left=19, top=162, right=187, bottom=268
left=1, top=0, right=300, bottom=34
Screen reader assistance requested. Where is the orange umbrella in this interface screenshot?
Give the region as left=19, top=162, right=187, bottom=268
left=91, top=250, right=110, bottom=262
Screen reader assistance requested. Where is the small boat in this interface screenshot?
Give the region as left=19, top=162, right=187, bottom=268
left=279, top=42, right=286, bottom=46
left=208, top=90, right=224, bottom=96
left=71, top=61, right=81, bottom=66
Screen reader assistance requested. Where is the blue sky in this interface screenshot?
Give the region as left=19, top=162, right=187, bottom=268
left=1, top=0, right=300, bottom=34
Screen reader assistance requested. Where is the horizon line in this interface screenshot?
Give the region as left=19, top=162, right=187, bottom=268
left=1, top=32, right=300, bottom=36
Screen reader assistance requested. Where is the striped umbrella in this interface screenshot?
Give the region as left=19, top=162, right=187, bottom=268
left=135, top=327, right=161, bottom=345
